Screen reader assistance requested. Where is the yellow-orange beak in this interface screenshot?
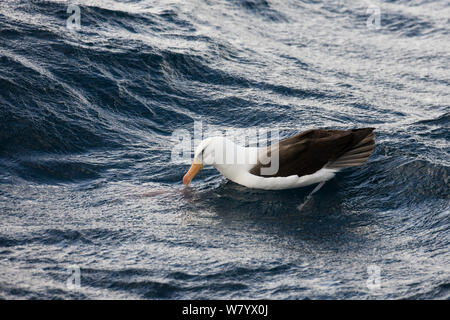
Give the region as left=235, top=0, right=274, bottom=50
left=182, top=158, right=203, bottom=185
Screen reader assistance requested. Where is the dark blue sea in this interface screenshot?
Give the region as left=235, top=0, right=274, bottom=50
left=0, top=0, right=449, bottom=299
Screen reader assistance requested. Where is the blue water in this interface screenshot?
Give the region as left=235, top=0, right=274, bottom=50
left=0, top=0, right=449, bottom=299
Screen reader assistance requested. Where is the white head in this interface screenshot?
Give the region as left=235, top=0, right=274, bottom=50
left=182, top=136, right=236, bottom=185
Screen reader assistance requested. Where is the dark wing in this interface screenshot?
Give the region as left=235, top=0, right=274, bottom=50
left=250, top=128, right=375, bottom=177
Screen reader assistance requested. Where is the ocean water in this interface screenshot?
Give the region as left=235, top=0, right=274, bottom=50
left=0, top=0, right=449, bottom=299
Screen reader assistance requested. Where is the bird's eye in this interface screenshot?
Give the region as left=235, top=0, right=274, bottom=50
left=196, top=150, right=204, bottom=162
left=199, top=150, right=205, bottom=162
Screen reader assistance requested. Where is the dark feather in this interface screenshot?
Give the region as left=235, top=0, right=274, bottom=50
left=250, top=128, right=375, bottom=177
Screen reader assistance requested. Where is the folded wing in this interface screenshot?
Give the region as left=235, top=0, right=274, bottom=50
left=250, top=128, right=375, bottom=178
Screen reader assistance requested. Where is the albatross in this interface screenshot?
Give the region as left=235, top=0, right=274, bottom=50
left=182, top=128, right=375, bottom=191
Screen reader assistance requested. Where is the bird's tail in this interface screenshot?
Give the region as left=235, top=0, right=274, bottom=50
left=326, top=128, right=375, bottom=169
